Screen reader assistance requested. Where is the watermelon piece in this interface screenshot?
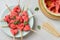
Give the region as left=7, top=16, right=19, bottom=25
left=9, top=20, right=15, bottom=24
left=10, top=16, right=16, bottom=20
left=10, top=29, right=18, bottom=36
left=10, top=11, right=18, bottom=17
left=22, top=16, right=29, bottom=22
left=13, top=5, right=21, bottom=13
left=19, top=18, right=23, bottom=23
left=23, top=25, right=30, bottom=31
left=16, top=16, right=21, bottom=20
left=9, top=23, right=17, bottom=29
left=22, top=11, right=28, bottom=17
left=16, top=16, right=23, bottom=22
left=4, top=15, right=10, bottom=23
left=16, top=23, right=24, bottom=31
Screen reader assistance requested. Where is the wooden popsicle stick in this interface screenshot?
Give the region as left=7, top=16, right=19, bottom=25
left=18, top=0, right=24, bottom=16
left=0, top=25, right=8, bottom=28
left=5, top=4, right=11, bottom=11
left=13, top=36, right=16, bottom=40
left=0, top=19, right=4, bottom=22
left=18, top=0, right=20, bottom=6
left=30, top=29, right=37, bottom=33
left=20, top=31, right=23, bottom=40
left=24, top=6, right=28, bottom=11
left=42, top=22, right=60, bottom=37
left=29, top=14, right=36, bottom=19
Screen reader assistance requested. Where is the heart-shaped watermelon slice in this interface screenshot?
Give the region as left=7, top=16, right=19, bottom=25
left=10, top=29, right=18, bottom=36
left=23, top=25, right=30, bottom=31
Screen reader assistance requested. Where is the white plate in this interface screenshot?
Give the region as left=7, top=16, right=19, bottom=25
left=0, top=7, right=34, bottom=38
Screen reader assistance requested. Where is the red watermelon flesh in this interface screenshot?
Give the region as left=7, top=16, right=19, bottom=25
left=9, top=23, right=17, bottom=29
left=13, top=5, right=21, bottom=13
left=10, top=29, right=18, bottom=36
left=4, top=15, right=10, bottom=23
left=16, top=23, right=24, bottom=31
left=22, top=16, right=29, bottom=22
left=10, top=11, right=18, bottom=17
left=23, top=25, right=30, bottom=31
left=22, top=11, right=28, bottom=17
left=16, top=16, right=23, bottom=23
left=9, top=20, right=15, bottom=24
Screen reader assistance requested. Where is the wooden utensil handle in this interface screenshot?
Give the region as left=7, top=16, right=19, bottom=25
left=42, top=22, right=60, bottom=37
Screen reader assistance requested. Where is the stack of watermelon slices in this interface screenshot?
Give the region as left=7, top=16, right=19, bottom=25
left=4, top=5, right=30, bottom=35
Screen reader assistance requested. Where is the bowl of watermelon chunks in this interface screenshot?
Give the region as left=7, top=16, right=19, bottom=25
left=42, top=0, right=60, bottom=16
left=1, top=5, right=34, bottom=38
